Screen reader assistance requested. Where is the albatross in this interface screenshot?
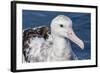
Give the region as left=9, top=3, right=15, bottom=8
left=23, top=15, right=84, bottom=63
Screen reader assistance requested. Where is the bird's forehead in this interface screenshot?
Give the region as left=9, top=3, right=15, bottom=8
left=52, top=15, right=72, bottom=26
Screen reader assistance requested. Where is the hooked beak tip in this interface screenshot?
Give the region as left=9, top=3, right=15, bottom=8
left=80, top=40, right=84, bottom=50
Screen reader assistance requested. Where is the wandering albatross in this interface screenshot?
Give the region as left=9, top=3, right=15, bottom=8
left=23, top=15, right=84, bottom=63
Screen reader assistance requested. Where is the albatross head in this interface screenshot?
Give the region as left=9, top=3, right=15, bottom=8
left=50, top=15, right=84, bottom=49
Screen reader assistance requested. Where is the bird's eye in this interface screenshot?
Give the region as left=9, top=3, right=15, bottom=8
left=60, top=24, right=63, bottom=27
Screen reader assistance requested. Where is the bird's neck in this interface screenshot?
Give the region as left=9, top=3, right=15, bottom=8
left=53, top=35, right=67, bottom=49
left=51, top=34, right=70, bottom=57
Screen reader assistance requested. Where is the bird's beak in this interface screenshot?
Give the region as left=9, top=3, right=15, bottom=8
left=67, top=27, right=84, bottom=49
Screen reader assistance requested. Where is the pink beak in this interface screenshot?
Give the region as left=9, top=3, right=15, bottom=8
left=67, top=27, right=84, bottom=49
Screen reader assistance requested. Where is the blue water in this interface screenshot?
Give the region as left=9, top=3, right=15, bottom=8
left=23, top=10, right=91, bottom=60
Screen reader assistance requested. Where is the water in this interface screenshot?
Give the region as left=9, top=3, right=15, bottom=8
left=23, top=10, right=91, bottom=60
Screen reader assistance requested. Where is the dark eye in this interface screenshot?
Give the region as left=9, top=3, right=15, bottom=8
left=60, top=24, right=63, bottom=27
